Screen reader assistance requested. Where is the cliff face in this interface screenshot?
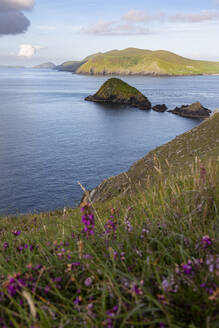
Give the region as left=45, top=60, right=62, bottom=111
left=85, top=78, right=151, bottom=109
left=85, top=112, right=219, bottom=203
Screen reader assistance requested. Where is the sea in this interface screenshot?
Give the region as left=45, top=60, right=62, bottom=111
left=0, top=68, right=219, bottom=216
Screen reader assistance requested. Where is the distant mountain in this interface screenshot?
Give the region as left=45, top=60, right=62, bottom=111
left=33, top=62, right=56, bottom=69
left=56, top=48, right=219, bottom=76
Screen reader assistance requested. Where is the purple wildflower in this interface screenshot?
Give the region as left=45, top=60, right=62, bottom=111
left=124, top=216, right=133, bottom=232
left=131, top=283, right=143, bottom=296
left=201, top=235, right=213, bottom=247
left=3, top=242, right=9, bottom=249
left=83, top=254, right=93, bottom=259
left=162, top=277, right=178, bottom=293
left=104, top=219, right=117, bottom=234
left=200, top=282, right=217, bottom=295
left=44, top=286, right=50, bottom=294
left=74, top=296, right=82, bottom=305
left=206, top=255, right=219, bottom=273
left=84, top=277, right=93, bottom=287
left=104, top=305, right=118, bottom=328
left=12, top=230, right=21, bottom=236
left=4, top=274, right=26, bottom=297
left=182, top=263, right=193, bottom=275
left=81, top=207, right=95, bottom=238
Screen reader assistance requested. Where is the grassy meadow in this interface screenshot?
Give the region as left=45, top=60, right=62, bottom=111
left=0, top=155, right=219, bottom=327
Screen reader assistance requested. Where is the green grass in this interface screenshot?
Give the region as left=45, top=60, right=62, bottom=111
left=94, top=78, right=140, bottom=99
left=0, top=150, right=219, bottom=326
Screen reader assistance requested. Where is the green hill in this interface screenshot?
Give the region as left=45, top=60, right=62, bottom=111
left=76, top=48, right=219, bottom=76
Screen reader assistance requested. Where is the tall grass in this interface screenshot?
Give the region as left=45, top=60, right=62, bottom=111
left=0, top=158, right=218, bottom=327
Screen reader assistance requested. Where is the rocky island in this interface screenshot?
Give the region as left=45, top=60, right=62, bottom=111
left=152, top=104, right=167, bottom=112
left=168, top=101, right=211, bottom=118
left=85, top=78, right=151, bottom=109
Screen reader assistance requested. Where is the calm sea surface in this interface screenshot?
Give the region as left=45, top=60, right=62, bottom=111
left=1, top=68, right=219, bottom=215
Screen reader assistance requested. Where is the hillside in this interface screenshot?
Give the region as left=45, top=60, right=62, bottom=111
left=54, top=53, right=101, bottom=72
left=33, top=62, right=56, bottom=69
left=87, top=112, right=219, bottom=202
left=0, top=113, right=219, bottom=327
left=54, top=60, right=85, bottom=72
left=75, top=48, right=219, bottom=76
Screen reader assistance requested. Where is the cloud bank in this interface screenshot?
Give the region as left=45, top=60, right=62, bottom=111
left=123, top=9, right=219, bottom=24
left=0, top=0, right=34, bottom=36
left=80, top=20, right=150, bottom=36
left=80, top=9, right=219, bottom=37
left=18, top=44, right=44, bottom=57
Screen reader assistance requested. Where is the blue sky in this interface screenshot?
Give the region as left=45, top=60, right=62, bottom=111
left=0, top=0, right=219, bottom=65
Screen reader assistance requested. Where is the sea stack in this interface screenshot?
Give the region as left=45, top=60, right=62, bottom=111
left=168, top=102, right=211, bottom=118
left=85, top=78, right=151, bottom=110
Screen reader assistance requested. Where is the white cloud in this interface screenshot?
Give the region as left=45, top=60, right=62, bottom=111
left=0, top=0, right=34, bottom=11
left=123, top=9, right=219, bottom=24
left=18, top=44, right=44, bottom=57
left=80, top=20, right=150, bottom=36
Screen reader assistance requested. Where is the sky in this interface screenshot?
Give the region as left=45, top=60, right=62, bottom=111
left=0, top=0, right=219, bottom=66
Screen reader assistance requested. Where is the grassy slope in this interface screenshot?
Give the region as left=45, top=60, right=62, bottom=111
left=54, top=60, right=85, bottom=72
left=76, top=48, right=219, bottom=76
left=54, top=53, right=101, bottom=72
left=0, top=115, right=219, bottom=327
left=94, top=78, right=141, bottom=98
left=89, top=112, right=219, bottom=202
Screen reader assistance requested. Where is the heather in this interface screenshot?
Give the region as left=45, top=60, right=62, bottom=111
left=0, top=157, right=219, bottom=327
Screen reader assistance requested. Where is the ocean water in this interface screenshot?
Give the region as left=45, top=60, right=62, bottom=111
left=0, top=68, right=219, bottom=216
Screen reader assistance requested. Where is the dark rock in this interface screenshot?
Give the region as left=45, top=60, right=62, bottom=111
left=152, top=104, right=167, bottom=112
left=168, top=102, right=211, bottom=118
left=85, top=78, right=151, bottom=110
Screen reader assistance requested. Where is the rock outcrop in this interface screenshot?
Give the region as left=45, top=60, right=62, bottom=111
left=85, top=78, right=151, bottom=110
left=168, top=102, right=211, bottom=118
left=152, top=104, right=167, bottom=112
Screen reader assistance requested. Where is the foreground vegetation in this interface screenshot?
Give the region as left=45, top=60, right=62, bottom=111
left=0, top=154, right=218, bottom=327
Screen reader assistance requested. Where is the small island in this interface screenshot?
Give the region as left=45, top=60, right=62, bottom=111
left=33, top=62, right=56, bottom=69
left=85, top=78, right=151, bottom=109
left=168, top=102, right=211, bottom=118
